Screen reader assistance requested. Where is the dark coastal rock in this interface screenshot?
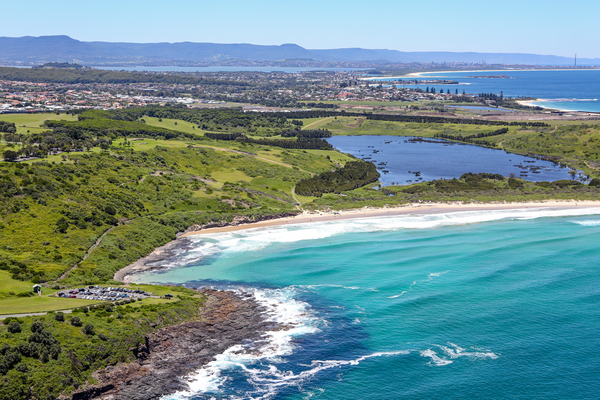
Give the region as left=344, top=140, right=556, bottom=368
left=70, top=290, right=272, bottom=400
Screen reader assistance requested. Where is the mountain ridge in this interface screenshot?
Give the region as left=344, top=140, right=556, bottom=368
left=0, top=35, right=597, bottom=66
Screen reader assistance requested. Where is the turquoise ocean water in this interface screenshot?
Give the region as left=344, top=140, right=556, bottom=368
left=134, top=208, right=600, bottom=399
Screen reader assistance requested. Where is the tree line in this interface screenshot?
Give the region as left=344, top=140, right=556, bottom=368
left=295, top=161, right=380, bottom=197
left=364, top=113, right=549, bottom=127
left=434, top=127, right=510, bottom=143
left=280, top=129, right=331, bottom=139
left=204, top=132, right=333, bottom=150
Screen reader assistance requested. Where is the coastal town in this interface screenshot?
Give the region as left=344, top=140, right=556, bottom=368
left=0, top=66, right=500, bottom=113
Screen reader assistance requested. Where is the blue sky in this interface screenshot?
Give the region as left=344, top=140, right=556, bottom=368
left=3, top=0, right=599, bottom=58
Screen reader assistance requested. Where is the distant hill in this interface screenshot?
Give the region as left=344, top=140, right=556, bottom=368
left=1, top=35, right=598, bottom=66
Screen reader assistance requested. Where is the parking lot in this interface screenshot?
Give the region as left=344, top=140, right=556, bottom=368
left=57, top=286, right=156, bottom=301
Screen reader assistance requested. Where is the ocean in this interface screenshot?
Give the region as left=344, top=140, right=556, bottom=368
left=134, top=207, right=600, bottom=399
left=371, top=69, right=600, bottom=113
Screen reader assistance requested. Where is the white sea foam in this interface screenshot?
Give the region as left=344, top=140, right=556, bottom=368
left=175, top=208, right=600, bottom=264
left=420, top=343, right=498, bottom=367
left=163, top=286, right=324, bottom=399
left=294, top=284, right=363, bottom=290
left=440, top=342, right=499, bottom=360
left=234, top=350, right=409, bottom=399
left=162, top=285, right=410, bottom=399
left=389, top=271, right=449, bottom=298
left=569, top=219, right=600, bottom=226
left=420, top=349, right=453, bottom=366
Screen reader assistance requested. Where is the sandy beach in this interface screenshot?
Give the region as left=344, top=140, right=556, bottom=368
left=515, top=99, right=587, bottom=113
left=114, top=200, right=600, bottom=282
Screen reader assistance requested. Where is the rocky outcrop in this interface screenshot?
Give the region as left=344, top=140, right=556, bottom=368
left=70, top=290, right=271, bottom=400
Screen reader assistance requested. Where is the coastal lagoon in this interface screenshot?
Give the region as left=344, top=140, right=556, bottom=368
left=327, top=135, right=580, bottom=185
left=135, top=208, right=600, bottom=399
left=371, top=69, right=600, bottom=113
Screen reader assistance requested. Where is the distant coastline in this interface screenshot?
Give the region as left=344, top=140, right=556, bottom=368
left=516, top=99, right=600, bottom=113
left=360, top=67, right=600, bottom=81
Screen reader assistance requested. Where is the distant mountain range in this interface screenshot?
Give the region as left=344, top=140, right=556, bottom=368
left=0, top=35, right=598, bottom=66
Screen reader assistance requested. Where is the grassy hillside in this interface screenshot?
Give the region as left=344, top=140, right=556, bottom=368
left=0, top=289, right=203, bottom=400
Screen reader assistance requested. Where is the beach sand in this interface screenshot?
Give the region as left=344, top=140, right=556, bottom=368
left=114, top=200, right=600, bottom=282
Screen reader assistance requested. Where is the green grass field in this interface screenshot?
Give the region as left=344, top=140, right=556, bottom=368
left=0, top=296, right=99, bottom=315
left=0, top=271, right=38, bottom=294
left=143, top=116, right=208, bottom=135
left=0, top=271, right=102, bottom=315
left=0, top=112, right=78, bottom=134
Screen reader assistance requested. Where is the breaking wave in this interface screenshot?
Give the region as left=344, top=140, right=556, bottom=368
left=160, top=207, right=600, bottom=271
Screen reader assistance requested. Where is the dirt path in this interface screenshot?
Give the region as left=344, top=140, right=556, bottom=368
left=291, top=186, right=300, bottom=206
left=303, top=117, right=334, bottom=130
left=572, top=131, right=586, bottom=144
left=58, top=226, right=116, bottom=281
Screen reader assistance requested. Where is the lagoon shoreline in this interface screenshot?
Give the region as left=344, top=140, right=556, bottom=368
left=114, top=200, right=600, bottom=282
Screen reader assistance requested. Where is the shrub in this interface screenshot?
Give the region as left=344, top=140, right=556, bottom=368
left=55, top=312, right=65, bottom=322
left=589, top=178, right=600, bottom=187
left=14, top=363, right=28, bottom=373
left=82, top=323, right=95, bottom=335
left=7, top=322, right=21, bottom=334
left=30, top=321, right=44, bottom=333
left=70, top=316, right=82, bottom=327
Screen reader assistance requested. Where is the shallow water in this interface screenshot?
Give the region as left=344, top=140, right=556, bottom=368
left=136, top=208, right=600, bottom=400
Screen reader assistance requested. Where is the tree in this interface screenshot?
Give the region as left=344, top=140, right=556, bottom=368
left=3, top=149, right=18, bottom=161
left=455, top=89, right=459, bottom=95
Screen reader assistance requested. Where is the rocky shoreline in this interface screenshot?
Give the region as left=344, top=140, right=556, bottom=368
left=69, top=289, right=273, bottom=400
